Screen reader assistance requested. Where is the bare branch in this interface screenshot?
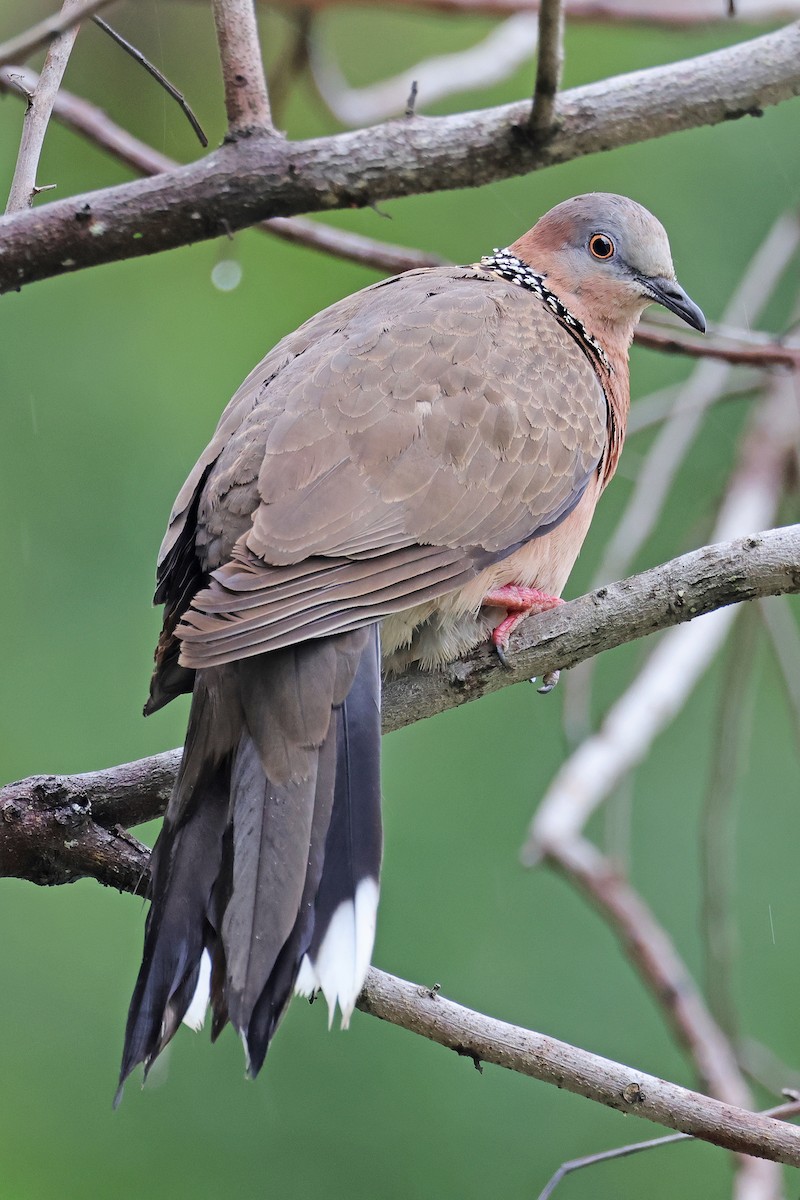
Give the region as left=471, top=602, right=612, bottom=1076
left=357, top=969, right=800, bottom=1166
left=549, top=836, right=752, bottom=1106
left=2, top=525, right=799, bottom=892
left=1, top=22, right=799, bottom=292
left=759, top=594, right=800, bottom=749
left=5, top=0, right=84, bottom=213
left=0, top=0, right=116, bottom=70
left=529, top=0, right=564, bottom=133
left=524, top=386, right=798, bottom=863
left=700, top=611, right=759, bottom=1041
left=537, top=1098, right=800, bottom=1200
left=211, top=0, right=274, bottom=135
left=636, top=321, right=800, bottom=370
left=0, top=66, right=444, bottom=275
left=91, top=16, right=208, bottom=147
left=308, top=11, right=538, bottom=125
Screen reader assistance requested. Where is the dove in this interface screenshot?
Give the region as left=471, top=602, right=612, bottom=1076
left=118, top=193, right=704, bottom=1095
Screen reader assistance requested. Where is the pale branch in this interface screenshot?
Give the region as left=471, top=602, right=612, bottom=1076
left=544, top=834, right=785, bottom=1197
left=356, top=969, right=800, bottom=1167
left=536, top=1098, right=800, bottom=1200
left=1, top=22, right=799, bottom=292
left=2, top=525, right=799, bottom=892
left=5, top=0, right=84, bottom=213
left=91, top=16, right=207, bottom=147
left=525, top=387, right=797, bottom=862
left=0, top=0, right=117, bottom=70
left=529, top=0, right=564, bottom=133
left=211, top=0, right=274, bottom=135
left=626, top=381, right=758, bottom=437
left=547, top=836, right=752, bottom=1108
left=0, top=66, right=445, bottom=275
left=700, top=612, right=759, bottom=1043
left=308, top=11, right=538, bottom=126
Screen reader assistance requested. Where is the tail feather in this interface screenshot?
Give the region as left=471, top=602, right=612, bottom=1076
left=295, top=625, right=382, bottom=1025
left=120, top=626, right=382, bottom=1093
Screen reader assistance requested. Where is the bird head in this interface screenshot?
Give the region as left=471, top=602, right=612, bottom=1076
left=511, top=193, right=705, bottom=343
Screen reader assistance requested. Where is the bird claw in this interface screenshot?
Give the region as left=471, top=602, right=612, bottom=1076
left=495, top=641, right=512, bottom=669
left=535, top=669, right=561, bottom=695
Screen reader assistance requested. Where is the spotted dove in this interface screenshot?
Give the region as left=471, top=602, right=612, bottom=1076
left=118, top=193, right=705, bottom=1094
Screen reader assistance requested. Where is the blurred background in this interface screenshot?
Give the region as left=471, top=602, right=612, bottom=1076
left=1, top=2, right=799, bottom=1197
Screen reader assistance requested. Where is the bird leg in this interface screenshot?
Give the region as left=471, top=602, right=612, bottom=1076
left=482, top=584, right=563, bottom=667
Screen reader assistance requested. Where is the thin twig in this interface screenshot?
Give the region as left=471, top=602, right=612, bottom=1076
left=529, top=0, right=564, bottom=134
left=0, top=0, right=116, bottom=70
left=91, top=16, right=207, bottom=147
left=5, top=0, right=84, bottom=213
left=536, top=1097, right=800, bottom=1200
left=211, top=0, right=273, bottom=135
left=0, top=66, right=444, bottom=275
left=636, top=321, right=800, bottom=370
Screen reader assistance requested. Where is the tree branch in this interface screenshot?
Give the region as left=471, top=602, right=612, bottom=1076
left=0, top=0, right=117, bottom=70
left=0, top=22, right=798, bottom=292
left=2, top=525, right=799, bottom=890
left=529, top=0, right=564, bottom=134
left=211, top=0, right=274, bottom=135
left=0, top=65, right=445, bottom=274
left=5, top=0, right=84, bottom=213
left=357, top=969, right=800, bottom=1166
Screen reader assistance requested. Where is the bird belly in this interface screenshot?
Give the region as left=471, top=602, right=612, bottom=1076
left=381, top=478, right=600, bottom=672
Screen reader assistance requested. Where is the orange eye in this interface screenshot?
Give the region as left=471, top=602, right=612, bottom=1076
left=589, top=234, right=615, bottom=260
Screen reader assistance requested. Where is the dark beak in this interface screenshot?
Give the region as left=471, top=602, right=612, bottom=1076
left=640, top=276, right=706, bottom=333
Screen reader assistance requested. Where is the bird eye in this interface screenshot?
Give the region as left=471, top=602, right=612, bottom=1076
left=589, top=234, right=615, bottom=260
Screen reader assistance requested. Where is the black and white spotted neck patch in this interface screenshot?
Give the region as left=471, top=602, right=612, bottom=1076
left=479, top=248, right=612, bottom=375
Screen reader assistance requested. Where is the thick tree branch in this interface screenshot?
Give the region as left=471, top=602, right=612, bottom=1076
left=357, top=969, right=800, bottom=1166
left=0, top=65, right=445, bottom=274
left=0, top=22, right=798, bottom=292
left=1, top=525, right=798, bottom=891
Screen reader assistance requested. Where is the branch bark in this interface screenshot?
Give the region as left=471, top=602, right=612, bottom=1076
left=5, top=0, right=84, bottom=213
left=357, top=969, right=800, bottom=1167
left=2, top=525, right=799, bottom=890
left=1, top=22, right=798, bottom=292
left=211, top=0, right=274, bottom=135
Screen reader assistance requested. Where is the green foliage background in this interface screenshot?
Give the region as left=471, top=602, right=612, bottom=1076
left=1, top=4, right=799, bottom=1197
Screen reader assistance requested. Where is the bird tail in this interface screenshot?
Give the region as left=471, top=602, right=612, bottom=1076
left=117, top=626, right=382, bottom=1098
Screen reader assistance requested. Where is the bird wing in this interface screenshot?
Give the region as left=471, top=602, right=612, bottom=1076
left=156, top=267, right=607, bottom=674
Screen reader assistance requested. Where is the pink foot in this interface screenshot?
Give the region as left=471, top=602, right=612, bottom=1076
left=482, top=584, right=563, bottom=667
